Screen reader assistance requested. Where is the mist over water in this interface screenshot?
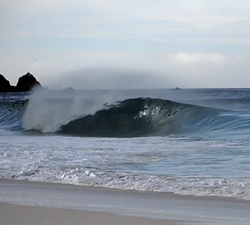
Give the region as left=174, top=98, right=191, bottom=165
left=42, top=67, right=176, bottom=90
left=23, top=89, right=118, bottom=133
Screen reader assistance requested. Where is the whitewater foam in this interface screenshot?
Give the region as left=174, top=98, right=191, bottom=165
left=1, top=134, right=250, bottom=200
left=15, top=89, right=250, bottom=137
left=2, top=89, right=250, bottom=137
left=1, top=89, right=250, bottom=201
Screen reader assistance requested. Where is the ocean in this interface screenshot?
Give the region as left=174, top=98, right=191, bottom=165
left=1, top=88, right=250, bottom=200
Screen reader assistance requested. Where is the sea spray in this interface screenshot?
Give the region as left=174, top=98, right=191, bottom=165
left=1, top=89, right=250, bottom=200
left=22, top=89, right=118, bottom=133
left=22, top=89, right=250, bottom=137
left=2, top=89, right=250, bottom=137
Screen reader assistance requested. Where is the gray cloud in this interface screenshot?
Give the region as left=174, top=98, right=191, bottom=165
left=1, top=0, right=250, bottom=88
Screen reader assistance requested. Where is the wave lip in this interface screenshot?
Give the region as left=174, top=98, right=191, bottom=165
left=3, top=90, right=250, bottom=137
left=57, top=97, right=211, bottom=137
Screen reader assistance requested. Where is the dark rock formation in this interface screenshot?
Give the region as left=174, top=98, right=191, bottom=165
left=0, top=72, right=42, bottom=92
left=16, top=72, right=41, bottom=92
left=0, top=74, right=12, bottom=92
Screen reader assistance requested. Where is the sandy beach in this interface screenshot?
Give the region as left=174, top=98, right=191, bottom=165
left=0, top=202, right=178, bottom=225
left=0, top=179, right=250, bottom=225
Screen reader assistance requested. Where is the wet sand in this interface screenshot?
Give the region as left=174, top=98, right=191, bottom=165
left=0, top=202, right=179, bottom=225
left=0, top=179, right=250, bottom=225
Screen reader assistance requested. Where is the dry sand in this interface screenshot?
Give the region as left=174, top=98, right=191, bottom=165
left=0, top=179, right=250, bottom=225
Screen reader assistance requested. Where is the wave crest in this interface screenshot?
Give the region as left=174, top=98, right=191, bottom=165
left=57, top=97, right=217, bottom=137
left=22, top=90, right=221, bottom=137
left=2, top=89, right=249, bottom=137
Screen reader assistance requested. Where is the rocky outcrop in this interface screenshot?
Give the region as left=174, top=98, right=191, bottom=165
left=0, top=74, right=12, bottom=92
left=0, top=73, right=42, bottom=92
left=15, top=72, right=41, bottom=92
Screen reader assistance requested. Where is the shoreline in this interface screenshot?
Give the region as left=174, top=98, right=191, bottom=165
left=0, top=178, right=248, bottom=203
left=1, top=179, right=250, bottom=225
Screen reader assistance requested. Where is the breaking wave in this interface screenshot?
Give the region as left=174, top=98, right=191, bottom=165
left=1, top=90, right=250, bottom=137
left=57, top=98, right=217, bottom=137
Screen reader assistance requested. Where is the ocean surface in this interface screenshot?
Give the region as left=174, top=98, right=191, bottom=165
left=1, top=88, right=250, bottom=200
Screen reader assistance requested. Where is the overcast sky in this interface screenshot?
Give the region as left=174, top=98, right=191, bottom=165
left=1, top=0, right=250, bottom=88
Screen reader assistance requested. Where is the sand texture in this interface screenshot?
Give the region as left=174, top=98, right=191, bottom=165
left=0, top=179, right=250, bottom=225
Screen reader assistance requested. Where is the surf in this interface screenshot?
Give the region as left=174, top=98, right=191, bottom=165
left=0, top=93, right=28, bottom=132
left=57, top=97, right=216, bottom=137
left=22, top=89, right=214, bottom=136
left=2, top=89, right=250, bottom=137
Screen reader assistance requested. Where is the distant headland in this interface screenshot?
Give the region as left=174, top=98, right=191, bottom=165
left=0, top=72, right=41, bottom=93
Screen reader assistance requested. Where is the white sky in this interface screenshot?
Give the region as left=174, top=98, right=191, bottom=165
left=1, top=0, right=250, bottom=88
